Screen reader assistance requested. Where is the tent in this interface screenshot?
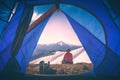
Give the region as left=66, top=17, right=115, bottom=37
left=0, top=0, right=120, bottom=79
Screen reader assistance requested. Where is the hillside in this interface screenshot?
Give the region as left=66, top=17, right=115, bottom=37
left=26, top=63, right=93, bottom=75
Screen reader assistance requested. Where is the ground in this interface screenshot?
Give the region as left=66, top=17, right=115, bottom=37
left=26, top=63, right=93, bottom=75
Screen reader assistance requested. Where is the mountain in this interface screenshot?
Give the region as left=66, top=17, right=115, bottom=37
left=31, top=41, right=81, bottom=60
left=30, top=48, right=92, bottom=64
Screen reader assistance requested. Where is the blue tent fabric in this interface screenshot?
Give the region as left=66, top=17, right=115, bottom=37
left=16, top=15, right=51, bottom=72
left=103, top=0, right=120, bottom=30
left=0, top=3, right=25, bottom=71
left=11, top=4, right=34, bottom=57
left=2, top=57, right=20, bottom=73
left=95, top=47, right=120, bottom=76
left=0, top=2, right=33, bottom=72
left=25, top=0, right=57, bottom=5
left=65, top=14, right=105, bottom=68
left=0, top=21, right=7, bottom=38
left=0, top=0, right=120, bottom=77
left=0, top=0, right=16, bottom=39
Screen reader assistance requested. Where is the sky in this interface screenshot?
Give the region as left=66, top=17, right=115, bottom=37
left=31, top=10, right=81, bottom=45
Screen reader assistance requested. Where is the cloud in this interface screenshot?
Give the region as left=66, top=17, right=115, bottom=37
left=31, top=12, right=42, bottom=23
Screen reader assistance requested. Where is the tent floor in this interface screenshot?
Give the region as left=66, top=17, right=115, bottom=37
left=0, top=72, right=119, bottom=80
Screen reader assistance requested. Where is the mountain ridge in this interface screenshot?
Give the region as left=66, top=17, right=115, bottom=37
left=31, top=41, right=81, bottom=60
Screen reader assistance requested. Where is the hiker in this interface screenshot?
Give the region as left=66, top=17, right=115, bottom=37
left=39, top=61, right=56, bottom=74
left=62, top=49, right=73, bottom=64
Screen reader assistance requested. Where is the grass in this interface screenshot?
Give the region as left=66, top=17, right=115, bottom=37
left=26, top=63, right=93, bottom=75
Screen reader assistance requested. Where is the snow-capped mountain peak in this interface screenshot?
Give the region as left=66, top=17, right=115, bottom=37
left=57, top=41, right=65, bottom=46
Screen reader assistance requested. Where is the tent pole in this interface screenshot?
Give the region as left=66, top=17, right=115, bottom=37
left=27, top=6, right=57, bottom=32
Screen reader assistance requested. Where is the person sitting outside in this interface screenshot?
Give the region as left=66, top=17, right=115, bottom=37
left=62, top=49, right=73, bottom=64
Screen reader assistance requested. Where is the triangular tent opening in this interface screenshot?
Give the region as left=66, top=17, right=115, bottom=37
left=26, top=10, right=92, bottom=75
